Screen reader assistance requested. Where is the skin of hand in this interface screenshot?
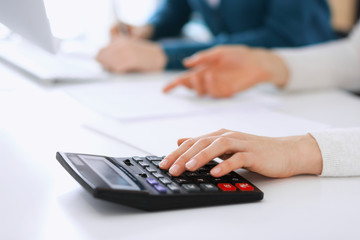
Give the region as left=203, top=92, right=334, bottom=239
left=163, top=46, right=289, bottom=98
left=96, top=36, right=167, bottom=73
left=159, top=129, right=323, bottom=178
left=110, top=23, right=154, bottom=39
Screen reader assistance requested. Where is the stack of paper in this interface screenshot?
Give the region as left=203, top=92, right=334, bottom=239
left=66, top=77, right=280, bottom=122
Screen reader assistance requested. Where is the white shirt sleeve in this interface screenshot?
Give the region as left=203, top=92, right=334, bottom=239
left=309, top=128, right=360, bottom=177
left=275, top=22, right=360, bottom=92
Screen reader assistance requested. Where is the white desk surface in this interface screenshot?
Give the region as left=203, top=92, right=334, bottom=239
left=0, top=62, right=359, bottom=240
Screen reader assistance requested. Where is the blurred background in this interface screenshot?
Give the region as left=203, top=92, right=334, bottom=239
left=0, top=0, right=359, bottom=47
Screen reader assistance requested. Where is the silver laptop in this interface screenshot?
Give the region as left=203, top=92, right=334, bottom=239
left=0, top=0, right=110, bottom=83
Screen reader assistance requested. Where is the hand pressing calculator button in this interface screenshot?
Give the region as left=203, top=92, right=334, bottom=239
left=56, top=152, right=263, bottom=211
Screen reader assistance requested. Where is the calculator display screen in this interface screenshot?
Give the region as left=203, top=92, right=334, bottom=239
left=86, top=158, right=131, bottom=186
left=80, top=156, right=140, bottom=190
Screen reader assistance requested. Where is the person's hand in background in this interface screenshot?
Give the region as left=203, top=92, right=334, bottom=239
left=163, top=46, right=289, bottom=98
left=96, top=36, right=167, bottom=73
left=110, top=22, right=154, bottom=40
left=159, top=129, right=323, bottom=178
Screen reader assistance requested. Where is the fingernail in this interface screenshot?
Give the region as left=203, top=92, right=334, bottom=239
left=169, top=164, right=180, bottom=175
left=185, top=159, right=197, bottom=170
left=210, top=167, right=221, bottom=176
left=159, top=158, right=169, bottom=168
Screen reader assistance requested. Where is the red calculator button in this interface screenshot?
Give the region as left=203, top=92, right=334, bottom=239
left=235, top=183, right=254, bottom=191
left=218, top=183, right=236, bottom=191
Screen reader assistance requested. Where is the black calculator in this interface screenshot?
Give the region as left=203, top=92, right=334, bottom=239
left=56, top=152, right=263, bottom=211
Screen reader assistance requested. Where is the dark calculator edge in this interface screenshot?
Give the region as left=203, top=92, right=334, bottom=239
left=56, top=152, right=264, bottom=211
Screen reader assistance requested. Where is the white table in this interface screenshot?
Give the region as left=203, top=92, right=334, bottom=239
left=0, top=61, right=359, bottom=240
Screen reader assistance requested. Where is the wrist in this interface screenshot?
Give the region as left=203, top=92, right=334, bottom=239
left=152, top=44, right=167, bottom=70
left=140, top=25, right=155, bottom=39
left=255, top=49, right=289, bottom=88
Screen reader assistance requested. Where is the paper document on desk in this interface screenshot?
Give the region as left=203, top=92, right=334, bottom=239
left=85, top=109, right=329, bottom=155
left=66, top=78, right=280, bottom=121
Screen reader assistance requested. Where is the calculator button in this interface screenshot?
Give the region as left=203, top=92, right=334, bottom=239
left=218, top=183, right=237, bottom=192
left=200, top=183, right=218, bottom=192
left=194, top=177, right=208, bottom=183
left=153, top=172, right=165, bottom=178
left=185, top=172, right=200, bottom=178
left=154, top=184, right=167, bottom=193
left=197, top=167, right=208, bottom=172
left=151, top=161, right=161, bottom=167
left=205, top=162, right=217, bottom=168
left=230, top=177, right=241, bottom=182
left=167, top=184, right=181, bottom=193
left=146, top=178, right=159, bottom=186
left=173, top=177, right=191, bottom=184
left=165, top=172, right=173, bottom=178
left=212, top=178, right=224, bottom=182
left=146, top=156, right=163, bottom=161
left=182, top=184, right=201, bottom=192
left=145, top=167, right=157, bottom=173
left=159, top=178, right=172, bottom=185
left=138, top=161, right=149, bottom=168
left=202, top=172, right=212, bottom=177
left=132, top=157, right=145, bottom=162
left=235, top=183, right=254, bottom=191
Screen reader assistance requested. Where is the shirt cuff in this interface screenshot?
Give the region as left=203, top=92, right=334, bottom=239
left=309, top=128, right=360, bottom=177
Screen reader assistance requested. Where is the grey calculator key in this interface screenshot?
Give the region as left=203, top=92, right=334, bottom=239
left=173, top=177, right=191, bottom=184
left=138, top=161, right=149, bottom=168
left=151, top=161, right=161, bottom=167
left=159, top=178, right=172, bottom=185
left=167, top=184, right=180, bottom=193
left=153, top=172, right=164, bottom=178
left=132, top=156, right=145, bottom=162
left=146, top=156, right=163, bottom=161
left=182, top=184, right=201, bottom=192
left=200, top=183, right=218, bottom=192
left=145, top=167, right=157, bottom=173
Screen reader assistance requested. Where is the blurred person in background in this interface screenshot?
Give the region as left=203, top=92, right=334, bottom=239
left=97, top=0, right=336, bottom=73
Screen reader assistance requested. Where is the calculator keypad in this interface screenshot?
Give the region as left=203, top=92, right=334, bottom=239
left=132, top=156, right=254, bottom=195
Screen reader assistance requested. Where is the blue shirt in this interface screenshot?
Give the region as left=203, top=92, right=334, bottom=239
left=148, top=0, right=336, bottom=69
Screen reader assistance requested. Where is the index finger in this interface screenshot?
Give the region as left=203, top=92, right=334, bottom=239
left=163, top=75, right=191, bottom=93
